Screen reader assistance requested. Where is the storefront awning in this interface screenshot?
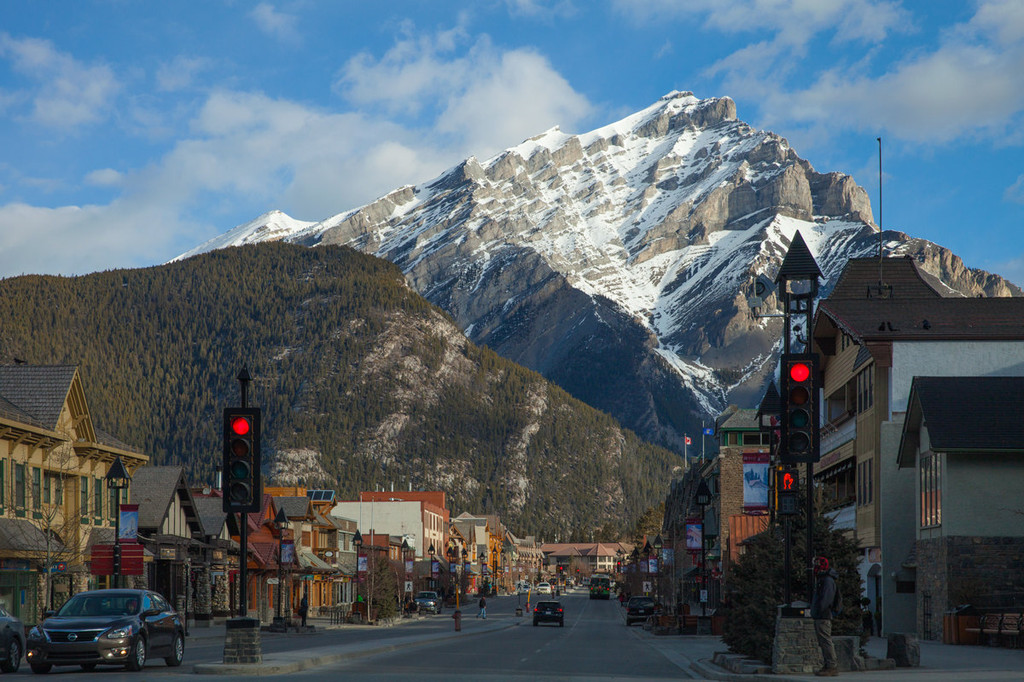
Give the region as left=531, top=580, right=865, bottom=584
left=297, top=549, right=333, bottom=571
left=0, top=517, right=66, bottom=555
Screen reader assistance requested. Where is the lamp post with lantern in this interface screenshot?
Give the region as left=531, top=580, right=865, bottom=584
left=694, top=478, right=711, bottom=618
left=273, top=508, right=289, bottom=626
left=652, top=534, right=663, bottom=610
left=353, top=530, right=364, bottom=622
left=104, top=455, right=131, bottom=589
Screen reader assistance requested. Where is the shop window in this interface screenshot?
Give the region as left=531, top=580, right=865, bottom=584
left=856, top=367, right=874, bottom=413
left=857, top=459, right=873, bottom=506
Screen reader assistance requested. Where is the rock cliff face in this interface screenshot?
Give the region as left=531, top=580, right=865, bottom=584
left=181, top=91, right=1021, bottom=455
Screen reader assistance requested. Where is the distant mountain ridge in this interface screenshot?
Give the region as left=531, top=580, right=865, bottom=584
left=0, top=244, right=680, bottom=538
left=176, top=91, right=1021, bottom=454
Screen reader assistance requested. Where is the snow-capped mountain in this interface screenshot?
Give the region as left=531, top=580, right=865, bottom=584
left=176, top=91, right=1019, bottom=455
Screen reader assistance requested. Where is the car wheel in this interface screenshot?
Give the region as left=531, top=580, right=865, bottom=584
left=533, top=620, right=538, bottom=626
left=0, top=638, right=20, bottom=673
left=125, top=636, right=147, bottom=671
left=80, top=663, right=97, bottom=670
left=30, top=662, right=52, bottom=674
left=559, top=620, right=564, bottom=627
left=165, top=632, right=184, bottom=667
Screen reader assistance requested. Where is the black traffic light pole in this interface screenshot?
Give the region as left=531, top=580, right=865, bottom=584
left=776, top=231, right=821, bottom=606
left=236, top=368, right=250, bottom=618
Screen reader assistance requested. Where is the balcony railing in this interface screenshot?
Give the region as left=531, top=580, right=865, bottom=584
left=821, top=412, right=856, bottom=455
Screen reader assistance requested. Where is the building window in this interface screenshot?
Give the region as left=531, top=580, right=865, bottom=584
left=857, top=459, right=873, bottom=506
left=81, top=476, right=89, bottom=522
left=856, top=367, right=874, bottom=413
left=0, top=459, right=4, bottom=512
left=742, top=433, right=768, bottom=446
left=43, top=472, right=51, bottom=504
left=32, top=467, right=42, bottom=511
left=94, top=477, right=103, bottom=521
left=15, top=463, right=26, bottom=511
left=920, top=451, right=942, bottom=528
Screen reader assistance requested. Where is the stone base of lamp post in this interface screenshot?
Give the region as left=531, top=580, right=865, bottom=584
left=222, top=617, right=262, bottom=664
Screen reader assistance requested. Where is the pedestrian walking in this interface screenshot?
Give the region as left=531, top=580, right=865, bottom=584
left=299, top=591, right=309, bottom=628
left=477, top=596, right=487, bottom=619
left=810, top=556, right=840, bottom=676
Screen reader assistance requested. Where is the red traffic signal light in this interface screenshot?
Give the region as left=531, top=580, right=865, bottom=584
left=789, top=362, right=810, bottom=383
left=230, top=416, right=251, bottom=436
left=776, top=467, right=800, bottom=515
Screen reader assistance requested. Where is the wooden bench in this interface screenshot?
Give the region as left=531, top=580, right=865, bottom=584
left=965, top=613, right=1023, bottom=647
left=998, top=613, right=1022, bottom=647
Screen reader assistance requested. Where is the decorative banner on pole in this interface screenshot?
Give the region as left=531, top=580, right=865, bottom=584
left=281, top=540, right=295, bottom=565
left=357, top=552, right=367, bottom=573
left=118, top=504, right=138, bottom=542
left=686, top=519, right=703, bottom=551
left=405, top=559, right=414, bottom=574
left=742, top=452, right=771, bottom=513
left=647, top=558, right=658, bottom=574
left=431, top=559, right=439, bottom=578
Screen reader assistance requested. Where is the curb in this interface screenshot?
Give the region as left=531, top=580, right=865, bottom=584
left=192, top=621, right=516, bottom=675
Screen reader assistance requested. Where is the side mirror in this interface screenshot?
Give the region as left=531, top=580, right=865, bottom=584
left=43, top=610, right=56, bottom=618
left=143, top=607, right=162, bottom=618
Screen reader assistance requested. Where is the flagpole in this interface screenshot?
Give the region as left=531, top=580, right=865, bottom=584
left=701, top=423, right=705, bottom=462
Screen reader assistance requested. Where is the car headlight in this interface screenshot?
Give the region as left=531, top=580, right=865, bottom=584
left=28, top=626, right=48, bottom=642
left=103, top=624, right=134, bottom=639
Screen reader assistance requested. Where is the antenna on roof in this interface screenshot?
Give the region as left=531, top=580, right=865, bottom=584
left=869, top=137, right=892, bottom=299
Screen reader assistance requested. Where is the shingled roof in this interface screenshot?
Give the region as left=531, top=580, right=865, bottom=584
left=899, top=376, right=1024, bottom=463
left=827, top=257, right=951, bottom=300
left=817, top=297, right=1024, bottom=343
left=130, top=466, right=193, bottom=531
left=0, top=364, right=79, bottom=429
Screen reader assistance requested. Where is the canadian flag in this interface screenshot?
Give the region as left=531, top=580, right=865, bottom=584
left=685, top=436, right=692, bottom=445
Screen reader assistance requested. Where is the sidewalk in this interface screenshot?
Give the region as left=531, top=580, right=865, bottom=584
left=679, top=634, right=1024, bottom=681
left=191, top=611, right=514, bottom=675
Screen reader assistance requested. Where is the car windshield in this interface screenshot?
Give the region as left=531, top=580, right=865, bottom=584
left=629, top=597, right=654, bottom=606
left=416, top=592, right=437, bottom=599
left=56, top=593, right=142, bottom=617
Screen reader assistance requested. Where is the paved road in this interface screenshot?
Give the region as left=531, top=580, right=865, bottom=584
left=9, top=588, right=1024, bottom=680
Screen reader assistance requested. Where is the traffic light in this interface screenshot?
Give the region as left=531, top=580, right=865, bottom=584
left=223, top=407, right=261, bottom=513
left=776, top=468, right=800, bottom=515
left=780, top=353, right=819, bottom=463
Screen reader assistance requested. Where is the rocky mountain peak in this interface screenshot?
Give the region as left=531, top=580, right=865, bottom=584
left=175, top=92, right=1019, bottom=456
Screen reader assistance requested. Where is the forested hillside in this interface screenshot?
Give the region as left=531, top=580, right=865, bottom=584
left=0, top=243, right=682, bottom=537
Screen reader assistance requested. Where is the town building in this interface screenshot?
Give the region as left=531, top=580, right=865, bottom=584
left=0, top=364, right=148, bottom=624
left=810, top=256, right=1024, bottom=637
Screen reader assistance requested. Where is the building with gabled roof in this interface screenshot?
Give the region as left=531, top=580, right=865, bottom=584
left=810, top=256, right=1024, bottom=637
left=0, top=364, right=148, bottom=624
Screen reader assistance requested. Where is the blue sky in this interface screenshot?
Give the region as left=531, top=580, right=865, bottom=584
left=1, top=1, right=1023, bottom=286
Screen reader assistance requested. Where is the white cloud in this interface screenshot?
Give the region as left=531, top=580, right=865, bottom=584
left=338, top=26, right=592, bottom=159
left=0, top=32, right=120, bottom=129
left=249, top=3, right=301, bottom=45
left=156, top=56, right=210, bottom=92
left=85, top=168, right=123, bottom=187
left=1006, top=174, right=1024, bottom=204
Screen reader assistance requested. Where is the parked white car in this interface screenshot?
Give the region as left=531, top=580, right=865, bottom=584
left=535, top=582, right=553, bottom=595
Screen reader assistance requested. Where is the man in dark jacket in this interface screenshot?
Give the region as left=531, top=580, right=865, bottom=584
left=810, top=556, right=839, bottom=676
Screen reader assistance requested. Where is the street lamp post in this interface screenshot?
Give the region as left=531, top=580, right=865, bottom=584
left=428, top=543, right=436, bottom=591
left=104, top=455, right=131, bottom=589
left=643, top=541, right=652, bottom=597
left=695, top=478, right=711, bottom=618
left=353, top=530, right=363, bottom=623
left=401, top=539, right=411, bottom=610
left=274, top=508, right=288, bottom=626
left=653, top=534, right=663, bottom=609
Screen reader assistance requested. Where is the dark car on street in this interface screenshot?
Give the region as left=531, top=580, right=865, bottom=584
left=625, top=596, right=655, bottom=625
left=26, top=589, right=184, bottom=673
left=532, top=600, right=564, bottom=627
left=0, top=604, right=25, bottom=673
left=413, top=591, right=443, bottom=614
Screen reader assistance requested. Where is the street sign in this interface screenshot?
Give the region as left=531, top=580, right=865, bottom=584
left=405, top=581, right=413, bottom=592
left=267, top=577, right=279, bottom=584
left=700, top=589, right=708, bottom=603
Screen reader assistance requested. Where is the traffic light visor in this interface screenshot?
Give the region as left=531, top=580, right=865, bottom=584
left=789, top=362, right=810, bottom=383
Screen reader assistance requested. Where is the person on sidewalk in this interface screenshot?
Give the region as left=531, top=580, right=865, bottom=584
left=477, top=596, right=487, bottom=619
left=810, top=556, right=840, bottom=676
left=298, top=592, right=309, bottom=628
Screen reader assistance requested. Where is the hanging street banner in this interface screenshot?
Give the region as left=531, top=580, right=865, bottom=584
left=281, top=540, right=295, bottom=565
left=357, top=553, right=367, bottom=573
left=685, top=518, right=702, bottom=550
left=118, top=504, right=139, bottom=542
left=742, top=452, right=770, bottom=513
